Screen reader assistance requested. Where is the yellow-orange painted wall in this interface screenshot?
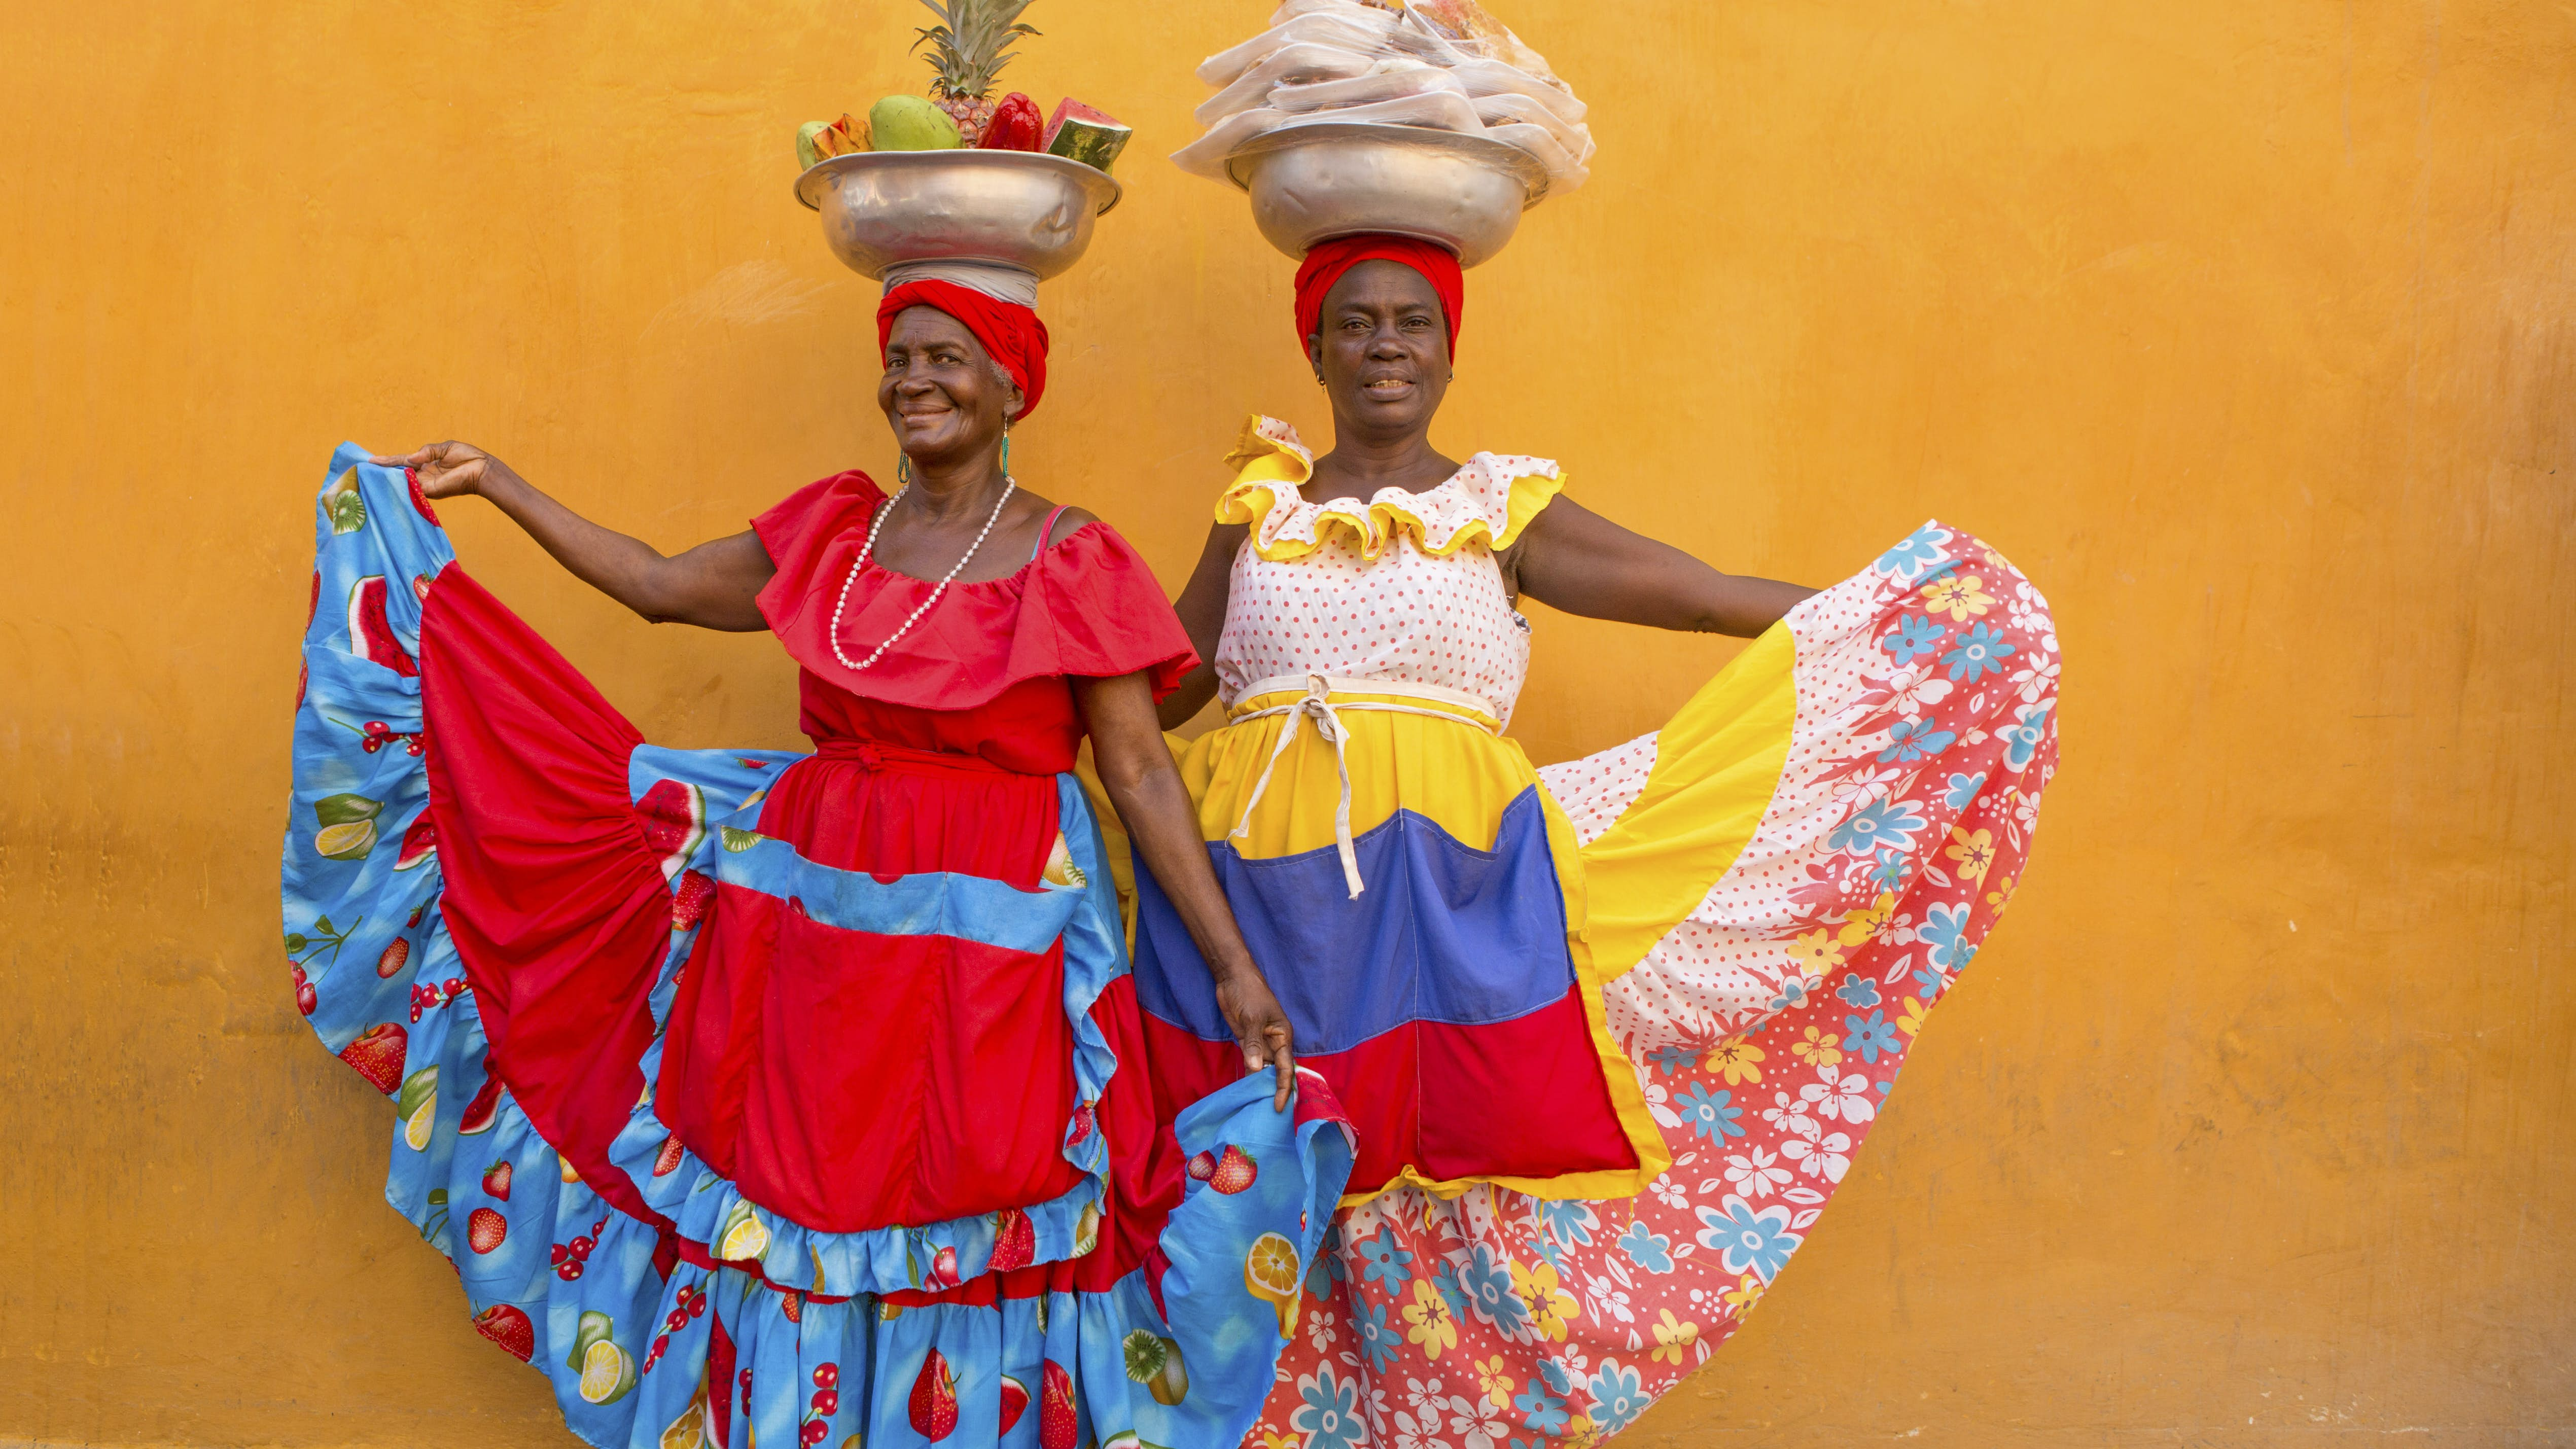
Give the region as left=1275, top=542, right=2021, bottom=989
left=3, top=2, right=2570, bottom=1444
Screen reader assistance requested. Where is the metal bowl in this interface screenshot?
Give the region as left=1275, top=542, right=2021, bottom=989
left=1224, top=123, right=1547, bottom=268
left=794, top=150, right=1122, bottom=281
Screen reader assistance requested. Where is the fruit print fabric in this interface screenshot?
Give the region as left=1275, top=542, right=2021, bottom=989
left=285, top=447, right=1356, bottom=1449
left=1175, top=431, right=2062, bottom=1444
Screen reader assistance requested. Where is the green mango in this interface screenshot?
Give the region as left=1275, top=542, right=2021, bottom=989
left=868, top=94, right=961, bottom=152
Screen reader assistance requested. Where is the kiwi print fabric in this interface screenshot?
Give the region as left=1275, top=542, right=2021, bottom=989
left=284, top=446, right=1355, bottom=1449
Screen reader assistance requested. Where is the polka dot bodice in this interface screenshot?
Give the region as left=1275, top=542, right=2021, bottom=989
left=1210, top=420, right=1566, bottom=727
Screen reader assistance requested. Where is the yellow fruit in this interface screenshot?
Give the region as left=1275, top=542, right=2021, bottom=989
left=1244, top=1232, right=1301, bottom=1306
left=578, top=1339, right=637, bottom=1404
left=315, top=820, right=378, bottom=860
left=660, top=1377, right=710, bottom=1449
left=1041, top=833, right=1087, bottom=889
left=403, top=1092, right=437, bottom=1151
left=719, top=1214, right=772, bottom=1262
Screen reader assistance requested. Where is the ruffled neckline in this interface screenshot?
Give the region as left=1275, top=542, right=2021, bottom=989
left=1215, top=414, right=1565, bottom=563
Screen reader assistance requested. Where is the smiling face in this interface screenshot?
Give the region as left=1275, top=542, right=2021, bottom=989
left=877, top=305, right=1022, bottom=468
left=1308, top=259, right=1453, bottom=444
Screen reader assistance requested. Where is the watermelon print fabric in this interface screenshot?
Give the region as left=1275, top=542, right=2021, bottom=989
left=285, top=446, right=1356, bottom=1449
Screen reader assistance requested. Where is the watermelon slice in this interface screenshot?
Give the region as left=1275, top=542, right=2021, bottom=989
left=636, top=779, right=706, bottom=882
left=1043, top=99, right=1131, bottom=173
left=394, top=812, right=437, bottom=871
left=347, top=576, right=419, bottom=677
left=457, top=1072, right=506, bottom=1135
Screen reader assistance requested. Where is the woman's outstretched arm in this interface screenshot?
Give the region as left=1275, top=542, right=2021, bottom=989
left=1156, top=520, right=1249, bottom=730
left=1078, top=667, right=1297, bottom=1110
left=374, top=441, right=775, bottom=631
left=1509, top=497, right=1816, bottom=637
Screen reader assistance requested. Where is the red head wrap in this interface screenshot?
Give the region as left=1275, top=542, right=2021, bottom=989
left=876, top=278, right=1051, bottom=420
left=1292, top=234, right=1466, bottom=361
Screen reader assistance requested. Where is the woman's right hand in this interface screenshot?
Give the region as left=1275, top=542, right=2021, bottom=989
left=369, top=440, right=509, bottom=501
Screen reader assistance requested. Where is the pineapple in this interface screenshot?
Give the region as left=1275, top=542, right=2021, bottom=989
left=912, top=0, right=1039, bottom=147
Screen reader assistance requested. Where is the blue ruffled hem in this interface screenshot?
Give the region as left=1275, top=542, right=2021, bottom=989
left=285, top=444, right=1357, bottom=1449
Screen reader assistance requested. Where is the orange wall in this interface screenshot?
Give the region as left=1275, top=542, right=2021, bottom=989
left=3, top=2, right=2570, bottom=1444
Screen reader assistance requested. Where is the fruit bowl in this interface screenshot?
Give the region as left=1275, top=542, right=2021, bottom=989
left=795, top=150, right=1123, bottom=281
left=1224, top=122, right=1548, bottom=269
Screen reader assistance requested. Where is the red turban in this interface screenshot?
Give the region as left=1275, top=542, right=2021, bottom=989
left=877, top=278, right=1050, bottom=420
left=1293, top=234, right=1465, bottom=361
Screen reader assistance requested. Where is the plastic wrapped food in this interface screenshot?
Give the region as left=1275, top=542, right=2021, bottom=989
left=1172, top=107, right=1292, bottom=180
left=1269, top=60, right=1466, bottom=114
left=1472, top=90, right=1590, bottom=162
left=1270, top=88, right=1484, bottom=133
left=1197, top=10, right=1400, bottom=87
left=1450, top=56, right=1584, bottom=120
left=1483, top=122, right=1585, bottom=192
left=1194, top=42, right=1378, bottom=127
left=1179, top=0, right=1592, bottom=194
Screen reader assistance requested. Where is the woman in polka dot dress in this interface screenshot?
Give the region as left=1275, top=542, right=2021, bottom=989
left=1114, top=236, right=2061, bottom=1447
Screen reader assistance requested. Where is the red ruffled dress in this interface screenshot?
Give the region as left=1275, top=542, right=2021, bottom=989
left=284, top=454, right=1354, bottom=1449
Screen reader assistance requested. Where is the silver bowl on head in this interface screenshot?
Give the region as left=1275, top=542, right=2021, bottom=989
left=1225, top=123, right=1548, bottom=269
left=795, top=150, right=1123, bottom=281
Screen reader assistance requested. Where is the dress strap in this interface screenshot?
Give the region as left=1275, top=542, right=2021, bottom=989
left=1031, top=504, right=1071, bottom=561
left=1223, top=674, right=1501, bottom=899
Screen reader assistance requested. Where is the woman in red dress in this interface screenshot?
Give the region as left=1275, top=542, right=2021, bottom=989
left=284, top=272, right=1351, bottom=1449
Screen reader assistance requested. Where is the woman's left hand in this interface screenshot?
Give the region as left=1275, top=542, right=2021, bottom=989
left=1216, top=967, right=1298, bottom=1111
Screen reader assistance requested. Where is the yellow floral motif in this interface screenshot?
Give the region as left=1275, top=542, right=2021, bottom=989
left=1650, top=1308, right=1701, bottom=1365
left=1920, top=573, right=1994, bottom=622
left=1509, top=1256, right=1582, bottom=1342
left=1255, top=1434, right=1300, bottom=1449
left=1987, top=876, right=2018, bottom=911
left=1837, top=891, right=1898, bottom=948
left=1560, top=1420, right=1604, bottom=1448
left=1790, top=1024, right=1844, bottom=1066
left=1897, top=996, right=1931, bottom=1038
left=1705, top=1037, right=1764, bottom=1086
left=1401, top=1278, right=1458, bottom=1359
left=1946, top=826, right=1997, bottom=883
left=1722, top=1272, right=1766, bottom=1316
left=1785, top=928, right=1845, bottom=974
left=1475, top=1354, right=1515, bottom=1409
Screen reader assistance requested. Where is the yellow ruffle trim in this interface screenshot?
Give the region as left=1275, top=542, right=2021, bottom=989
left=1213, top=414, right=1565, bottom=563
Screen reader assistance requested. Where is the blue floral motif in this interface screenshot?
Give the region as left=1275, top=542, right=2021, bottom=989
left=1835, top=972, right=1881, bottom=1009
left=1674, top=1082, right=1745, bottom=1141
left=2003, top=701, right=2054, bottom=770
left=1526, top=1232, right=1566, bottom=1271
left=1538, top=1358, right=1578, bottom=1396
left=1941, top=621, right=2016, bottom=682
left=1881, top=612, right=1948, bottom=662
left=1844, top=1010, right=1900, bottom=1063
left=1913, top=960, right=1951, bottom=1001
left=1532, top=1197, right=1598, bottom=1248
left=1587, top=1360, right=1650, bottom=1432
left=1766, top=975, right=1814, bottom=1012
left=1353, top=1297, right=1401, bottom=1371
left=1869, top=846, right=1913, bottom=891
left=1352, top=1230, right=1414, bottom=1289
left=1697, top=1196, right=1804, bottom=1282
left=1305, top=1223, right=1347, bottom=1298
left=1878, top=718, right=1957, bottom=763
left=1615, top=1220, right=1675, bottom=1274
left=1294, top=1366, right=1365, bottom=1449
left=1920, top=900, right=1972, bottom=971
left=1643, top=1043, right=1700, bottom=1077
left=1829, top=798, right=1927, bottom=856
left=1515, top=1380, right=1571, bottom=1435
left=1459, top=1244, right=1531, bottom=1336
left=1873, top=526, right=1952, bottom=581
left=1942, top=771, right=1988, bottom=810
left=1432, top=1261, right=1469, bottom=1319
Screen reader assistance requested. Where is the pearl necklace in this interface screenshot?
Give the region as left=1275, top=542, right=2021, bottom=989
left=828, top=476, right=1017, bottom=672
